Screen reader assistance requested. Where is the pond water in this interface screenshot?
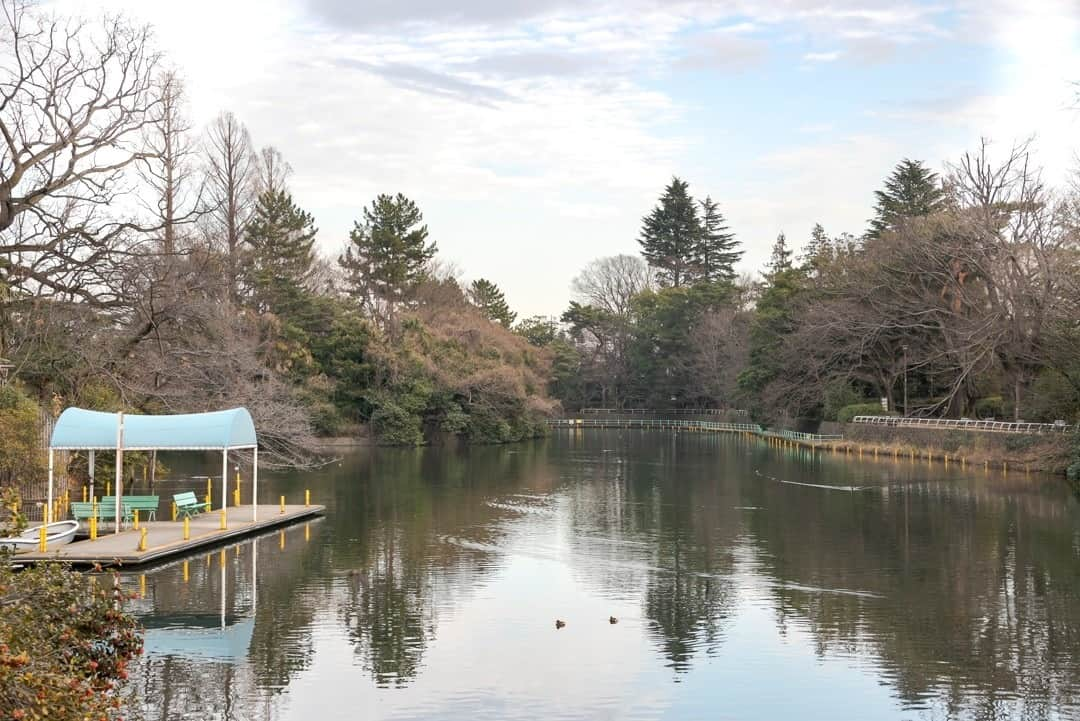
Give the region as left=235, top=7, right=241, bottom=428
left=125, top=430, right=1080, bottom=720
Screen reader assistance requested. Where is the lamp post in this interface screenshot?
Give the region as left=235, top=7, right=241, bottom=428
left=902, top=344, right=909, bottom=418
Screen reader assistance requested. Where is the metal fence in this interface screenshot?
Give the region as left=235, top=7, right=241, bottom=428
left=578, top=408, right=749, bottom=417
left=851, top=415, right=1074, bottom=435
left=765, top=429, right=845, bottom=442
left=548, top=418, right=764, bottom=433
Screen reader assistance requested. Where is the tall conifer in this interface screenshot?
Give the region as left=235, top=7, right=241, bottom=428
left=638, top=177, right=702, bottom=288
left=244, top=188, right=317, bottom=316
left=695, top=196, right=741, bottom=282
left=867, top=159, right=946, bottom=239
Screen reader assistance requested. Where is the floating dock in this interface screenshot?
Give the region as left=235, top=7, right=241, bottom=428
left=13, top=504, right=325, bottom=568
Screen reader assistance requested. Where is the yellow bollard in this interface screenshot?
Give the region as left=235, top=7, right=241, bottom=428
left=280, top=496, right=285, bottom=514
left=206, top=477, right=212, bottom=503
left=183, top=560, right=189, bottom=582
left=171, top=502, right=178, bottom=522
left=233, top=487, right=240, bottom=507
left=89, top=515, right=98, bottom=541
left=305, top=489, right=310, bottom=507
left=220, top=509, right=227, bottom=530
left=139, top=527, right=148, bottom=551
left=38, top=523, right=47, bottom=552
left=83, top=485, right=88, bottom=503
left=205, top=492, right=211, bottom=509
left=133, top=509, right=140, bottom=530
left=183, top=516, right=190, bottom=541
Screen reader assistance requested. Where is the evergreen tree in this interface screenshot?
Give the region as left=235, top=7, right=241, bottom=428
left=469, top=278, right=517, bottom=328
left=867, top=159, right=946, bottom=239
left=695, top=196, right=741, bottom=282
left=638, top=177, right=702, bottom=288
left=800, top=223, right=833, bottom=277
left=339, top=193, right=437, bottom=327
left=244, top=188, right=317, bottom=316
left=767, top=232, right=793, bottom=275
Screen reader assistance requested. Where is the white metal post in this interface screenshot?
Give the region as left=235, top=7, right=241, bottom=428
left=252, top=446, right=258, bottom=523
left=88, top=449, right=95, bottom=500
left=46, top=449, right=54, bottom=524
left=114, top=412, right=125, bottom=534
left=221, top=450, right=228, bottom=513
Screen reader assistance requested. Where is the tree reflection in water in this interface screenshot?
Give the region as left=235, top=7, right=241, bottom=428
left=128, top=435, right=1080, bottom=720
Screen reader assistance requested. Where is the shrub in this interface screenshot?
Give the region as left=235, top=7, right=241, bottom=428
left=370, top=401, right=424, bottom=446
left=822, top=382, right=863, bottom=422
left=0, top=540, right=143, bottom=720
left=973, top=395, right=1004, bottom=420
left=837, top=403, right=892, bottom=424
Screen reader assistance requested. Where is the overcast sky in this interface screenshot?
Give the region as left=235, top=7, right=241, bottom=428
left=56, top=0, right=1080, bottom=318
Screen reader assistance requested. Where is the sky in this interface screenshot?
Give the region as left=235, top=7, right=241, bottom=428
left=55, top=0, right=1080, bottom=318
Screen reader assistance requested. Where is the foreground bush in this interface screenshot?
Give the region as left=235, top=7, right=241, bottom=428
left=0, top=500, right=142, bottom=720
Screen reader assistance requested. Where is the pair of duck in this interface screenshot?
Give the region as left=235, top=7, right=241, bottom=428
left=555, top=617, right=617, bottom=629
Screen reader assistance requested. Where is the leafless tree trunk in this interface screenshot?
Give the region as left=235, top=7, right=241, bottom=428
left=203, top=111, right=254, bottom=303
left=138, top=70, right=202, bottom=254
left=255, top=145, right=292, bottom=197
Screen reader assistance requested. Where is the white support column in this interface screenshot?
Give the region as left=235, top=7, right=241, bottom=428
left=47, top=449, right=54, bottom=524
left=252, top=446, right=258, bottom=523
left=88, top=450, right=95, bottom=500
left=114, top=412, right=125, bottom=535
left=221, top=450, right=228, bottom=514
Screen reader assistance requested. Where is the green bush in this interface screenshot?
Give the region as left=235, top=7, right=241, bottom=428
left=822, top=382, right=863, bottom=422
left=973, top=395, right=1004, bottom=420
left=371, top=401, right=424, bottom=446
left=837, top=403, right=892, bottom=424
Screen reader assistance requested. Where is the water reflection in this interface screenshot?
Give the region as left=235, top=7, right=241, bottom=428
left=126, top=433, right=1080, bottom=720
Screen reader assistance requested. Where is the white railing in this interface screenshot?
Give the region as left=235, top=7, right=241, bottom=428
left=547, top=418, right=844, bottom=443
left=579, top=408, right=748, bottom=416
left=851, top=416, right=1073, bottom=434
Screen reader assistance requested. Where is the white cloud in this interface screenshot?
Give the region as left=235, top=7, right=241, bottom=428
left=803, top=50, right=842, bottom=63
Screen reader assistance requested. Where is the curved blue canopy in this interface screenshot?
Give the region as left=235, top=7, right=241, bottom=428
left=50, top=408, right=257, bottom=451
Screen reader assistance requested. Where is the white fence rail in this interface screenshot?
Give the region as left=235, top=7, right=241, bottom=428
left=851, top=416, right=1073, bottom=435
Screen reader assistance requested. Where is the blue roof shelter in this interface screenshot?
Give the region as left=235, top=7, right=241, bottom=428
left=48, top=408, right=261, bottom=534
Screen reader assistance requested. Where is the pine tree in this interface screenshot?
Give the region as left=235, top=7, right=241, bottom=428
left=638, top=177, right=702, bottom=288
left=695, top=196, right=741, bottom=282
left=244, top=188, right=317, bottom=316
left=867, top=159, right=946, bottom=239
left=767, top=232, right=793, bottom=275
left=468, top=278, right=517, bottom=328
left=800, top=223, right=833, bottom=277
left=338, top=193, right=437, bottom=327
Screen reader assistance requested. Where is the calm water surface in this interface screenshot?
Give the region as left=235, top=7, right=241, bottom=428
left=125, top=431, right=1080, bottom=720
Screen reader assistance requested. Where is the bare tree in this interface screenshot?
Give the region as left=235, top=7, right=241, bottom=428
left=255, top=145, right=292, bottom=197
left=0, top=0, right=161, bottom=305
left=203, top=111, right=255, bottom=302
left=138, top=70, right=202, bottom=254
left=571, top=254, right=653, bottom=317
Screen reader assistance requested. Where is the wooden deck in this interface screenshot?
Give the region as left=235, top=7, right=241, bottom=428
left=13, top=504, right=325, bottom=567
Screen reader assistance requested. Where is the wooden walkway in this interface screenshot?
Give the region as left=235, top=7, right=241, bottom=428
left=13, top=504, right=325, bottom=568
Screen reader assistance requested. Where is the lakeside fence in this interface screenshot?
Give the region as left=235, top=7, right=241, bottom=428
left=852, top=416, right=1074, bottom=435
left=547, top=418, right=843, bottom=442
left=579, top=408, right=749, bottom=417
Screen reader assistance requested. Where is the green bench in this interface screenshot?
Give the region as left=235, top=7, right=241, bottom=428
left=71, top=501, right=134, bottom=525
left=174, top=491, right=211, bottom=519
left=103, top=495, right=160, bottom=521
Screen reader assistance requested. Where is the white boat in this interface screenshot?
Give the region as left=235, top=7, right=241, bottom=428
left=0, top=520, right=79, bottom=553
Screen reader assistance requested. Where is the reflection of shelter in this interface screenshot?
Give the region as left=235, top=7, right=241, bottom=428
left=142, top=616, right=257, bottom=661
left=141, top=538, right=259, bottom=661
left=48, top=407, right=260, bottom=534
